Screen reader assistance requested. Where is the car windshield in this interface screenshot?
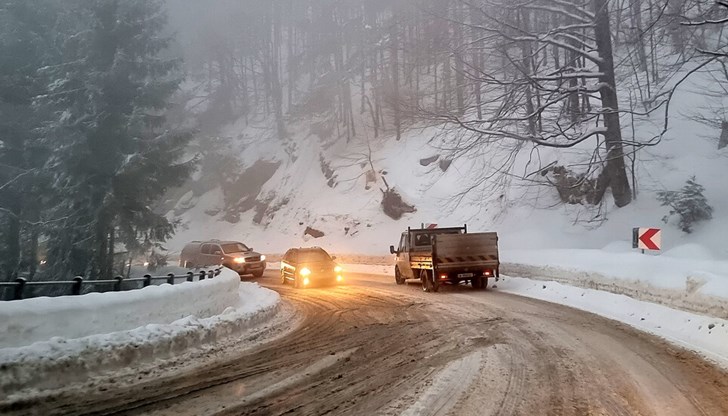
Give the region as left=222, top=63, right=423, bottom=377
left=299, top=250, right=331, bottom=263
left=221, top=243, right=249, bottom=253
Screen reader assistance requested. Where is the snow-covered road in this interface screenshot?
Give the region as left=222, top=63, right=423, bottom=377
left=6, top=270, right=728, bottom=416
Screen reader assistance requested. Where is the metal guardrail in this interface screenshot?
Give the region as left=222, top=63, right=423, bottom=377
left=0, top=268, right=222, bottom=301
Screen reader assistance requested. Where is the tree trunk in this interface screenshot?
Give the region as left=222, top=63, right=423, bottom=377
left=593, top=0, right=632, bottom=207
left=93, top=210, right=109, bottom=280
left=470, top=5, right=483, bottom=119
left=631, top=0, right=648, bottom=72
left=2, top=198, right=21, bottom=280
left=453, top=3, right=465, bottom=116
left=519, top=10, right=538, bottom=136
left=271, top=2, right=286, bottom=140
left=391, top=7, right=402, bottom=141
left=106, top=226, right=115, bottom=279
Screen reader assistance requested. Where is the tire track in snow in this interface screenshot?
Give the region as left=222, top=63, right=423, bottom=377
left=399, top=351, right=483, bottom=416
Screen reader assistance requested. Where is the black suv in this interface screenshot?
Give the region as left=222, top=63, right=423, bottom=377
left=280, top=247, right=343, bottom=288
left=180, top=240, right=266, bottom=277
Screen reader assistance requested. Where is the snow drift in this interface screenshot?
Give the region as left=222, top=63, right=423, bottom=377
left=0, top=269, right=240, bottom=349
left=0, top=270, right=281, bottom=395
left=502, top=247, right=728, bottom=319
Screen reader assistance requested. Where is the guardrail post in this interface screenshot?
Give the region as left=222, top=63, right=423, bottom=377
left=207, top=270, right=214, bottom=279
left=143, top=274, right=152, bottom=287
left=13, top=277, right=26, bottom=300
left=114, top=276, right=123, bottom=291
left=186, top=271, right=194, bottom=282
left=72, top=276, right=83, bottom=295
left=199, top=271, right=206, bottom=280
left=167, top=273, right=175, bottom=285
left=214, top=268, right=221, bottom=276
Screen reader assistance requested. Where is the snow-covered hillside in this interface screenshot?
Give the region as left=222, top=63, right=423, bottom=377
left=167, top=72, right=728, bottom=262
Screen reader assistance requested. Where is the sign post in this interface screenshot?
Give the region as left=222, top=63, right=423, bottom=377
left=632, top=227, right=662, bottom=253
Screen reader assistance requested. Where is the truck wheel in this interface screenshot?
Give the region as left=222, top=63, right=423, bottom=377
left=280, top=271, right=287, bottom=284
left=421, top=270, right=434, bottom=293
left=472, top=277, right=483, bottom=289
left=431, top=277, right=440, bottom=292
left=395, top=267, right=405, bottom=285
left=472, top=276, right=487, bottom=290
left=294, top=276, right=302, bottom=289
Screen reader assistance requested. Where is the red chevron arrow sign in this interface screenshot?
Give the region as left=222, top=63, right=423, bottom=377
left=632, top=228, right=661, bottom=251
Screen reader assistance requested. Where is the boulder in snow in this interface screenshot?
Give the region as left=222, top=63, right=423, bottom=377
left=305, top=227, right=325, bottom=238
left=419, top=155, right=440, bottom=167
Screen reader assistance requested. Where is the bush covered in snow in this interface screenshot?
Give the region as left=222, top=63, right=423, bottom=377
left=657, top=177, right=713, bottom=233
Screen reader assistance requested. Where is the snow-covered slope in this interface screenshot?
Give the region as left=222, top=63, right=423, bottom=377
left=167, top=71, right=728, bottom=262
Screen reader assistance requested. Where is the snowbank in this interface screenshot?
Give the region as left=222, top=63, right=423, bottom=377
left=502, top=247, right=728, bottom=319
left=0, top=269, right=241, bottom=349
left=499, top=277, right=728, bottom=370
left=0, top=277, right=280, bottom=394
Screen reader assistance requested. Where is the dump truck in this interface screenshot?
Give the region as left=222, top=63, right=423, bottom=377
left=389, top=225, right=499, bottom=292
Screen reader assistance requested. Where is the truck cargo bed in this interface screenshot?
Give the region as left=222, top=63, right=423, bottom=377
left=433, top=232, right=499, bottom=270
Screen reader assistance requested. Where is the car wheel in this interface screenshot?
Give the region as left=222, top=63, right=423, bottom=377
left=183, top=261, right=193, bottom=268
left=252, top=270, right=264, bottom=278
left=395, top=267, right=405, bottom=285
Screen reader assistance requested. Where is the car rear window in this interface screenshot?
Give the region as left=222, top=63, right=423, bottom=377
left=221, top=243, right=249, bottom=253
left=299, top=250, right=331, bottom=263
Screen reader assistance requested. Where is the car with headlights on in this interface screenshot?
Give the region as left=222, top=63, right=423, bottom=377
left=179, top=240, right=266, bottom=277
left=280, top=247, right=343, bottom=288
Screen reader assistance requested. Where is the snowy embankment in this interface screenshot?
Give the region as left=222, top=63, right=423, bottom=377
left=502, top=245, right=728, bottom=319
left=0, top=269, right=280, bottom=394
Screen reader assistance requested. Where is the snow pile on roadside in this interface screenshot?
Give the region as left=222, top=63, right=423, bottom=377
left=502, top=245, right=728, bottom=318
left=0, top=275, right=280, bottom=394
left=499, top=277, right=728, bottom=370
left=0, top=269, right=240, bottom=349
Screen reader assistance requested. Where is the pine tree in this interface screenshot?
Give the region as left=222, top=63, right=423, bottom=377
left=0, top=0, right=58, bottom=280
left=43, top=0, right=192, bottom=279
left=657, top=177, right=713, bottom=234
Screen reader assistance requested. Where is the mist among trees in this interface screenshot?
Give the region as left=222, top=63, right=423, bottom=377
left=1, top=0, right=727, bottom=280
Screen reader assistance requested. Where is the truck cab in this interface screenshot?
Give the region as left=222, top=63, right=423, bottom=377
left=390, top=226, right=465, bottom=280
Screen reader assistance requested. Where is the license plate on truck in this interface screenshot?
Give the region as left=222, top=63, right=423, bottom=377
left=458, top=273, right=474, bottom=278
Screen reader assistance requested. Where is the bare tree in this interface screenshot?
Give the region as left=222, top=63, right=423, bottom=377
left=415, top=0, right=633, bottom=207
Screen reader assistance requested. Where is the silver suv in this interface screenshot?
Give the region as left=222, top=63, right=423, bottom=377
left=180, top=240, right=266, bottom=277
